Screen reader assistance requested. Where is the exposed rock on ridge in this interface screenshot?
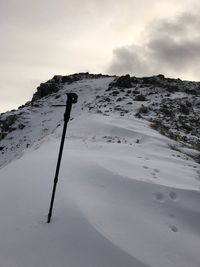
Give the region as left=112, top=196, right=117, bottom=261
left=0, top=72, right=199, bottom=166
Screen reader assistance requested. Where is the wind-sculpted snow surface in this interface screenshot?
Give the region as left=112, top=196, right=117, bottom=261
left=0, top=74, right=200, bottom=267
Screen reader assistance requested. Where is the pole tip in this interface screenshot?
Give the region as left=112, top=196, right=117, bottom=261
left=47, top=214, right=51, bottom=223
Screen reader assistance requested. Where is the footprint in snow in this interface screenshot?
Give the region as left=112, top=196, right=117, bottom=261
left=168, top=213, right=176, bottom=218
left=154, top=192, right=165, bottom=202
left=143, top=166, right=149, bottom=169
left=153, top=169, right=160, bottom=173
left=169, top=224, right=178, bottom=233
left=151, top=173, right=157, bottom=179
left=169, top=192, right=178, bottom=201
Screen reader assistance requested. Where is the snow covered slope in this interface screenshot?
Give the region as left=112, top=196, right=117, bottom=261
left=0, top=73, right=200, bottom=267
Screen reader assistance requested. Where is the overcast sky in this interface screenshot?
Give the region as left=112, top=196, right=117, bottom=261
left=1, top=0, right=200, bottom=112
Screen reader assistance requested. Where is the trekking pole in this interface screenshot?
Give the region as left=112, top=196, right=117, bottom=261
left=47, top=93, right=78, bottom=223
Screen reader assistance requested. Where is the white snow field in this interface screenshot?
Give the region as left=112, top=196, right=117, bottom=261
left=0, top=77, right=200, bottom=267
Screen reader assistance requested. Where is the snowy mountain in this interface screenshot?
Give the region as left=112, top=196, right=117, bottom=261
left=0, top=73, right=200, bottom=267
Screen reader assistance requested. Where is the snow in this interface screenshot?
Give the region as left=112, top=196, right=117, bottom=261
left=0, top=77, right=200, bottom=267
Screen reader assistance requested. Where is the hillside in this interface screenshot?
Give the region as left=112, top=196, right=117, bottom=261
left=0, top=73, right=199, bottom=168
left=0, top=73, right=199, bottom=267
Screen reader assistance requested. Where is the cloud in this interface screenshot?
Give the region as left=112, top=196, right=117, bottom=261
left=107, top=13, right=200, bottom=80
left=1, top=0, right=200, bottom=112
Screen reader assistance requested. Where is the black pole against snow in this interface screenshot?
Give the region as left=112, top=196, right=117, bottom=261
left=47, top=93, right=78, bottom=223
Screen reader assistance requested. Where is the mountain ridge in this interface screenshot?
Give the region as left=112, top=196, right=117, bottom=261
left=0, top=72, right=199, bottom=167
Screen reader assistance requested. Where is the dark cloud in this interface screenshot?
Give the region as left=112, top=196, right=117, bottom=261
left=107, top=13, right=200, bottom=80
left=107, top=45, right=150, bottom=75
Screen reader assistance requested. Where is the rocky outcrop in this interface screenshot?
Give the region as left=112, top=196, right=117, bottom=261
left=32, top=81, right=60, bottom=101
left=109, top=74, right=200, bottom=96
left=0, top=114, right=18, bottom=140
left=111, top=75, right=133, bottom=88
left=32, top=73, right=114, bottom=102
left=136, top=97, right=200, bottom=150
left=61, top=72, right=112, bottom=83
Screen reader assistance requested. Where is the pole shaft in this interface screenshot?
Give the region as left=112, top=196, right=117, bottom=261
left=47, top=119, right=69, bottom=223
left=47, top=96, right=74, bottom=223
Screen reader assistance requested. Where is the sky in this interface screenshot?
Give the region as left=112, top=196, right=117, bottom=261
left=1, top=0, right=200, bottom=112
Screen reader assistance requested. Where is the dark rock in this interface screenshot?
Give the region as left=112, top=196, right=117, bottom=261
left=179, top=104, right=190, bottom=115
left=165, top=93, right=171, bottom=97
left=185, top=88, right=198, bottom=95
left=130, top=76, right=139, bottom=83
left=0, top=114, right=17, bottom=132
left=157, top=74, right=165, bottom=79
left=61, top=76, right=73, bottom=83
left=141, top=75, right=165, bottom=86
left=186, top=101, right=192, bottom=108
left=52, top=75, right=62, bottom=83
left=167, top=84, right=179, bottom=93
left=133, top=90, right=140, bottom=95
left=18, top=104, right=26, bottom=109
left=9, top=127, right=16, bottom=132
left=114, top=74, right=132, bottom=88
left=181, top=123, right=193, bottom=132
left=18, top=124, right=25, bottom=130
left=0, top=114, right=18, bottom=140
left=134, top=94, right=146, bottom=101
left=137, top=105, right=149, bottom=114
left=32, top=103, right=40, bottom=107
left=112, top=90, right=120, bottom=96
left=55, top=95, right=61, bottom=99
left=32, top=81, right=60, bottom=101
left=114, top=106, right=124, bottom=112
left=0, top=132, right=7, bottom=140
left=160, top=105, right=173, bottom=117
left=104, top=97, right=111, bottom=102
